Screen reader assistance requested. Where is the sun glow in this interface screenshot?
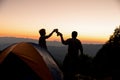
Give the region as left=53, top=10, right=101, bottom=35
left=0, top=0, right=119, bottom=44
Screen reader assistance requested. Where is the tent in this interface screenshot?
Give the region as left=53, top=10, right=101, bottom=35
left=0, top=42, right=63, bottom=80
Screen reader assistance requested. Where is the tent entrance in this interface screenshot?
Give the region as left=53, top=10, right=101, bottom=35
left=0, top=52, right=41, bottom=80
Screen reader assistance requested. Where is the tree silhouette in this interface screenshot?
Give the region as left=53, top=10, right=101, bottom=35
left=108, top=25, right=120, bottom=44
left=93, top=25, right=120, bottom=79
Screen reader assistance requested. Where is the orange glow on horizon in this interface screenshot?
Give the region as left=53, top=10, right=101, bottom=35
left=0, top=24, right=113, bottom=44
left=0, top=32, right=108, bottom=44
left=79, top=36, right=108, bottom=44
left=0, top=0, right=119, bottom=44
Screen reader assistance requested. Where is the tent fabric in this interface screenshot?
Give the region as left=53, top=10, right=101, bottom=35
left=0, top=52, right=41, bottom=80
left=0, top=42, right=63, bottom=80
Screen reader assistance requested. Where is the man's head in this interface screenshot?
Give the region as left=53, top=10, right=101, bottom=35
left=39, top=29, right=46, bottom=36
left=72, top=31, right=78, bottom=38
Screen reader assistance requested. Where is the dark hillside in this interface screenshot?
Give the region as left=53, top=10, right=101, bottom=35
left=93, top=26, right=120, bottom=79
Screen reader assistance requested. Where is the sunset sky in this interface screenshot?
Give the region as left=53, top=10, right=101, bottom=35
left=0, top=0, right=120, bottom=44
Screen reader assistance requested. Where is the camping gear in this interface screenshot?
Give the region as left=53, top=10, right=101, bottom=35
left=0, top=42, right=63, bottom=80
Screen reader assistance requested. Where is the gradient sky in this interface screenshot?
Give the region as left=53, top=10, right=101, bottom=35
left=0, top=0, right=120, bottom=44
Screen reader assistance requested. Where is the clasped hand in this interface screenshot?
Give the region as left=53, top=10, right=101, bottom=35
left=53, top=29, right=62, bottom=36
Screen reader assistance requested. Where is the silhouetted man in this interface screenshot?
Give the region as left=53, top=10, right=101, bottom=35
left=39, top=28, right=57, bottom=50
left=58, top=31, right=83, bottom=80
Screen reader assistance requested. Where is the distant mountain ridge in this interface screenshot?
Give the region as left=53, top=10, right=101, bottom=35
left=0, top=37, right=38, bottom=44
left=0, top=37, right=64, bottom=46
left=0, top=37, right=103, bottom=58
